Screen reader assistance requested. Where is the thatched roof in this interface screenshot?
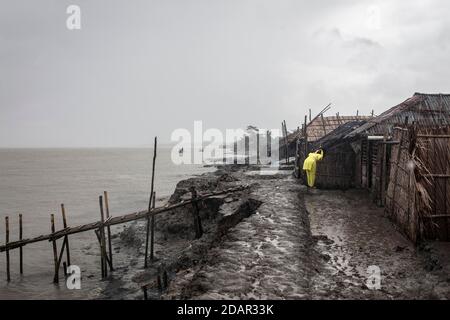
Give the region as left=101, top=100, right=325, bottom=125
left=346, top=93, right=450, bottom=138
left=306, top=115, right=372, bottom=141
left=311, top=120, right=367, bottom=150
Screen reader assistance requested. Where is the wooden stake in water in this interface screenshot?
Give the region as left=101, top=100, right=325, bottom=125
left=50, top=214, right=59, bottom=284
left=104, top=191, right=113, bottom=271
left=144, top=138, right=157, bottom=268
left=5, top=216, right=10, bottom=282
left=61, top=204, right=71, bottom=268
left=99, top=196, right=108, bottom=278
left=19, top=214, right=23, bottom=275
left=150, top=192, right=156, bottom=261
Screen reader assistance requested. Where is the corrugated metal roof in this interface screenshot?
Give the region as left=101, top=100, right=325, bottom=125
left=346, top=93, right=450, bottom=137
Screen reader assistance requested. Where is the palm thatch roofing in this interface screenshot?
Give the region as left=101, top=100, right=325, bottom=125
left=346, top=93, right=450, bottom=138
left=311, top=120, right=367, bottom=151
left=306, top=115, right=372, bottom=141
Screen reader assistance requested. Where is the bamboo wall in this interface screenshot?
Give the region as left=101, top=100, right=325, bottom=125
left=385, top=126, right=450, bottom=242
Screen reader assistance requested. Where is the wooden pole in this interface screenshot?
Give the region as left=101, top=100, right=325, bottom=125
left=103, top=191, right=113, bottom=271
left=149, top=136, right=157, bottom=207
left=233, top=141, right=237, bottom=164
left=99, top=196, right=108, bottom=278
left=60, top=204, right=71, bottom=267
left=19, top=214, right=23, bottom=275
left=50, top=214, right=59, bottom=284
left=304, top=116, right=308, bottom=182
left=336, top=112, right=341, bottom=125
left=145, top=137, right=157, bottom=268
left=381, top=132, right=388, bottom=206
left=389, top=117, right=409, bottom=217
left=267, top=130, right=271, bottom=158
left=150, top=191, right=156, bottom=261
left=5, top=216, right=10, bottom=282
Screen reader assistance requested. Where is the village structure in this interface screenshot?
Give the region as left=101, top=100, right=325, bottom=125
left=291, top=92, right=450, bottom=243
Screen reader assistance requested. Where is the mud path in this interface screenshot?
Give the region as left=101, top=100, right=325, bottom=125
left=102, top=166, right=450, bottom=300
left=306, top=189, right=450, bottom=299
left=164, top=171, right=315, bottom=299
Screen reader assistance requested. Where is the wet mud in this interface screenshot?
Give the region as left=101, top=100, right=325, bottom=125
left=98, top=166, right=450, bottom=300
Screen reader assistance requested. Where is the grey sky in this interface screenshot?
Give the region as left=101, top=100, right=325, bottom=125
left=1, top=0, right=449, bottom=147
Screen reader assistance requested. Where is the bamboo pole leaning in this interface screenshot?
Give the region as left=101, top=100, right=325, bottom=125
left=5, top=217, right=10, bottom=282
left=104, top=191, right=113, bottom=271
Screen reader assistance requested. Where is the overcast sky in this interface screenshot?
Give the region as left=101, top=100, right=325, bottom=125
left=1, top=0, right=449, bottom=147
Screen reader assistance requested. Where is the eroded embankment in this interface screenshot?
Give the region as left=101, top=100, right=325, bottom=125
left=102, top=166, right=450, bottom=300
left=101, top=166, right=264, bottom=299
left=162, top=170, right=314, bottom=299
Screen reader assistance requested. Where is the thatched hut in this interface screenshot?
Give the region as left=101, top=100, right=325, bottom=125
left=308, top=121, right=366, bottom=189
left=345, top=93, right=450, bottom=205
left=293, top=114, right=372, bottom=179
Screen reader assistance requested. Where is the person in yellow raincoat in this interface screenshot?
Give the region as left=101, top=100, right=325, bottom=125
left=302, top=149, right=324, bottom=187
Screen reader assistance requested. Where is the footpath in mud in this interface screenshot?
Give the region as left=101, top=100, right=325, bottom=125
left=103, top=165, right=450, bottom=299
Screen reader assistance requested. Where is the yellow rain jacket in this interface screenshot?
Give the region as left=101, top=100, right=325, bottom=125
left=302, top=150, right=323, bottom=187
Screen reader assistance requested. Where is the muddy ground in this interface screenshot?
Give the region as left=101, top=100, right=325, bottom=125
left=99, top=165, right=450, bottom=300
